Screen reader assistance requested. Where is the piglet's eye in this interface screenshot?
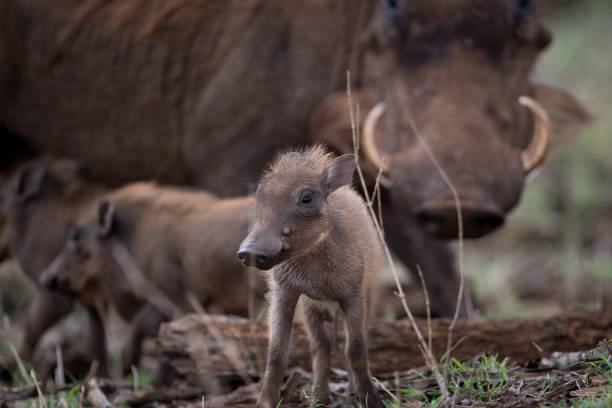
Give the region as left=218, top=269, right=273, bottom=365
left=298, top=190, right=315, bottom=206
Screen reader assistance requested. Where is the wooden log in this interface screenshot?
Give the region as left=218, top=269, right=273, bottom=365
left=156, top=311, right=612, bottom=384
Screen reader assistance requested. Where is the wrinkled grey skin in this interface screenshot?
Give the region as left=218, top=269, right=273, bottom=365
left=238, top=147, right=383, bottom=408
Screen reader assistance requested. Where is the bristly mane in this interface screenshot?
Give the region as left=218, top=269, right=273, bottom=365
left=262, top=145, right=334, bottom=183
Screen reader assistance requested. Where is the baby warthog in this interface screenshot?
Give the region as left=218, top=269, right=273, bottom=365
left=237, top=146, right=383, bottom=408
left=40, top=182, right=262, bottom=374
left=3, top=158, right=107, bottom=375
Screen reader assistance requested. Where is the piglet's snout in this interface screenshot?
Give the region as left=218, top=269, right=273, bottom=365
left=237, top=231, right=283, bottom=271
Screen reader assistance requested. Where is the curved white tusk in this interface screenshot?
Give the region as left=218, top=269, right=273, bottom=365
left=519, top=95, right=551, bottom=174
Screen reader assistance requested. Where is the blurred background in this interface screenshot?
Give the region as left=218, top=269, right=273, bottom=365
left=464, top=0, right=612, bottom=318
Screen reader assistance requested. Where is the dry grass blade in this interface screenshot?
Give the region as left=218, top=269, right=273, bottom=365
left=2, top=316, right=32, bottom=386
left=131, top=366, right=140, bottom=391
left=55, top=344, right=65, bottom=387
left=372, top=376, right=399, bottom=403
left=79, top=385, right=85, bottom=407
left=407, top=119, right=465, bottom=360
left=30, top=370, right=48, bottom=408
left=417, top=265, right=433, bottom=353
left=346, top=70, right=450, bottom=401
left=55, top=344, right=69, bottom=408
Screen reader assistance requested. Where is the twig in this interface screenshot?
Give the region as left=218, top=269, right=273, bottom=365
left=86, top=379, right=112, bottom=408
left=532, top=341, right=545, bottom=362
left=372, top=376, right=399, bottom=403
left=346, top=70, right=450, bottom=401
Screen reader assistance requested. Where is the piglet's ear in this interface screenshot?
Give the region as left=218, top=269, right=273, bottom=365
left=14, top=164, right=45, bottom=202
left=97, top=200, right=115, bottom=237
left=323, top=154, right=355, bottom=196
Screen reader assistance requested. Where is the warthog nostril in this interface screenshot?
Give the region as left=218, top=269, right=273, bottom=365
left=236, top=251, right=250, bottom=266
left=255, top=255, right=269, bottom=265
left=237, top=242, right=280, bottom=270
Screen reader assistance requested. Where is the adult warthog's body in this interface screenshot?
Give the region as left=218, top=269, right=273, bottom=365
left=0, top=0, right=589, bottom=315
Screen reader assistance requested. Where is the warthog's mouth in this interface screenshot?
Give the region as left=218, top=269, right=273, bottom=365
left=416, top=207, right=505, bottom=240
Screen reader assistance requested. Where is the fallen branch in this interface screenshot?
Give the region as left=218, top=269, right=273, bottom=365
left=156, top=311, right=612, bottom=382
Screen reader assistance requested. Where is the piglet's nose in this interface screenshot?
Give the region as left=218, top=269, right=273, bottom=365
left=236, top=247, right=278, bottom=270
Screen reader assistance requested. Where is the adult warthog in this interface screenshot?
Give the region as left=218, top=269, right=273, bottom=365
left=0, top=0, right=589, bottom=315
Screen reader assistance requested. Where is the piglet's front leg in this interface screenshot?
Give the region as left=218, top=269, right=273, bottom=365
left=257, top=290, right=299, bottom=408
left=341, top=297, right=382, bottom=408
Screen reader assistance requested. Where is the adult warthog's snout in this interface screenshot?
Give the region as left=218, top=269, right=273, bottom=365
left=412, top=187, right=506, bottom=239
left=237, top=230, right=283, bottom=270
left=416, top=203, right=505, bottom=240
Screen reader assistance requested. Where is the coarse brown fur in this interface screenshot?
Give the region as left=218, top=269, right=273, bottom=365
left=2, top=158, right=107, bottom=375
left=0, top=0, right=590, bottom=317
left=238, top=146, right=383, bottom=407
left=41, top=182, right=264, bottom=373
